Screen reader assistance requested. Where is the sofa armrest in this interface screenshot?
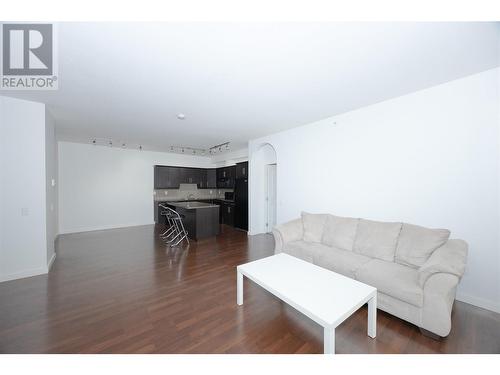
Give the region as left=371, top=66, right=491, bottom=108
left=272, top=218, right=303, bottom=253
left=418, top=239, right=468, bottom=287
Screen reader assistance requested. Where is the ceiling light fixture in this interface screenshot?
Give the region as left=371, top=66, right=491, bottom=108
left=177, top=113, right=185, bottom=120
left=90, top=138, right=146, bottom=152
left=169, top=145, right=205, bottom=156
left=209, top=142, right=230, bottom=155
left=168, top=142, right=230, bottom=156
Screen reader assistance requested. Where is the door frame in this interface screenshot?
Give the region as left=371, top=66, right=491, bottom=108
left=265, top=163, right=277, bottom=233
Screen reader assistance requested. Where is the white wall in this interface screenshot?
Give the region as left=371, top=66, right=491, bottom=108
left=45, top=109, right=58, bottom=269
left=58, top=142, right=215, bottom=234
left=249, top=68, right=500, bottom=313
left=0, top=96, right=49, bottom=281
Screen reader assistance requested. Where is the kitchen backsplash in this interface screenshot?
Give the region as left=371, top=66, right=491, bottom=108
left=154, top=184, right=233, bottom=201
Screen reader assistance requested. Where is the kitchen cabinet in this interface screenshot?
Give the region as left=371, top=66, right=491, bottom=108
left=235, top=161, right=248, bottom=179
left=154, top=166, right=181, bottom=189
left=154, top=166, right=168, bottom=188
left=178, top=167, right=204, bottom=187
left=156, top=164, right=243, bottom=190
left=221, top=201, right=235, bottom=226
left=216, top=166, right=236, bottom=188
left=206, top=169, right=217, bottom=188
left=168, top=167, right=181, bottom=188
left=198, top=169, right=207, bottom=188
left=179, top=168, right=191, bottom=184
left=166, top=202, right=220, bottom=240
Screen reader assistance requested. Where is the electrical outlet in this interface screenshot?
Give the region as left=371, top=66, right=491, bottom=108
left=51, top=179, right=56, bottom=187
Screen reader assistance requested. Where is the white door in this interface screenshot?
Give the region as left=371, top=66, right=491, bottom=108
left=266, top=164, right=277, bottom=233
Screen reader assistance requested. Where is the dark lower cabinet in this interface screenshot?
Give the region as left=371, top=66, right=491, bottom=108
left=222, top=202, right=235, bottom=226
left=155, top=199, right=238, bottom=229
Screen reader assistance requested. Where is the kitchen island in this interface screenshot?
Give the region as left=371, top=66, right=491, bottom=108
left=164, top=201, right=220, bottom=240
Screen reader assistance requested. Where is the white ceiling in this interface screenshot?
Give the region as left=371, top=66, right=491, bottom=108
left=2, top=22, right=499, bottom=152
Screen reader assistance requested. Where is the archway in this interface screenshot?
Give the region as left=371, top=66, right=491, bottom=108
left=249, top=143, right=277, bottom=234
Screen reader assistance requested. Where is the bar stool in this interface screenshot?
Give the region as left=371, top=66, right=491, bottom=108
left=159, top=204, right=176, bottom=238
left=159, top=204, right=189, bottom=246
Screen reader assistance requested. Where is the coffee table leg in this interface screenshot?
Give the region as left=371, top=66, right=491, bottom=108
left=324, top=327, right=335, bottom=354
left=368, top=293, right=377, bottom=338
left=237, top=269, right=243, bottom=305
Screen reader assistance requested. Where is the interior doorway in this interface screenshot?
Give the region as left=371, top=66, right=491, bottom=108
left=266, top=164, right=277, bottom=233
left=249, top=143, right=277, bottom=234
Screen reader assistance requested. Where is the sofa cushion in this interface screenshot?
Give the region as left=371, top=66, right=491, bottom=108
left=395, top=223, right=450, bottom=268
left=356, top=259, right=423, bottom=307
left=301, top=212, right=328, bottom=243
left=283, top=240, right=331, bottom=263
left=321, top=215, right=359, bottom=251
left=353, top=219, right=402, bottom=262
left=313, top=246, right=372, bottom=279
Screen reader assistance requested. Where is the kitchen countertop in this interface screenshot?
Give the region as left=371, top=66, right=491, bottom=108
left=164, top=201, right=220, bottom=210
left=155, top=198, right=234, bottom=203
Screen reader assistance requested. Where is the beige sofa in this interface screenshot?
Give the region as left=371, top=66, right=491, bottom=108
left=272, top=212, right=468, bottom=337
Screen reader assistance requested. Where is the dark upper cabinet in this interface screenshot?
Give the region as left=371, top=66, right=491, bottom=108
left=155, top=166, right=181, bottom=188
left=226, top=166, right=236, bottom=188
left=168, top=167, right=181, bottom=188
left=216, top=166, right=236, bottom=188
left=156, top=165, right=240, bottom=190
left=179, top=168, right=196, bottom=185
left=198, top=169, right=207, bottom=188
left=154, top=166, right=167, bottom=188
left=235, top=162, right=248, bottom=179
left=206, top=169, right=217, bottom=188
left=179, top=168, right=189, bottom=184
left=216, top=168, right=223, bottom=187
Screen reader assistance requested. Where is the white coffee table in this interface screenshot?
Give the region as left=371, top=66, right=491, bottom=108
left=236, top=253, right=377, bottom=354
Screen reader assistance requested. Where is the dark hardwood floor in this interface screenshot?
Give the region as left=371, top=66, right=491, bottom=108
left=0, top=224, right=499, bottom=354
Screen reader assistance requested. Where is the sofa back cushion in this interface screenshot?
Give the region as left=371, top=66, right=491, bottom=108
left=301, top=212, right=328, bottom=243
left=321, top=215, right=359, bottom=251
left=395, top=223, right=450, bottom=268
left=353, top=219, right=402, bottom=262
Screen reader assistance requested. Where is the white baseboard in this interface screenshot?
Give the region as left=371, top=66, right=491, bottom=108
left=47, top=253, right=56, bottom=271
left=0, top=266, right=48, bottom=283
left=59, top=222, right=155, bottom=235
left=456, top=292, right=500, bottom=314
